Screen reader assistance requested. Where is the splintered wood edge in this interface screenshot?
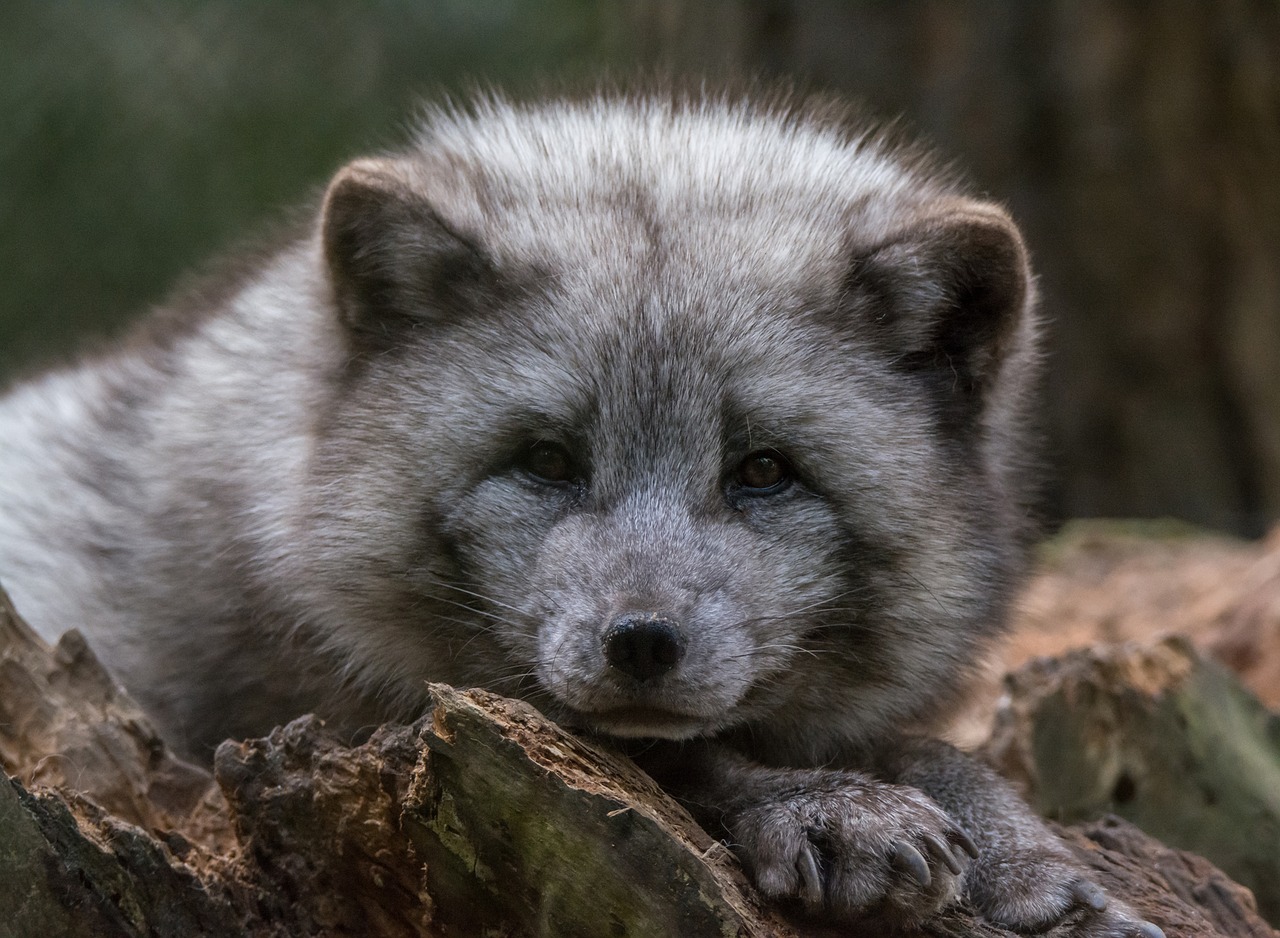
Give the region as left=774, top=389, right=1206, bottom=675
left=0, top=585, right=232, bottom=850
left=424, top=683, right=798, bottom=937
left=426, top=684, right=707, bottom=841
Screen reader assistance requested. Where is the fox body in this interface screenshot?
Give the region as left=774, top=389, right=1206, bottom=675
left=0, top=92, right=1160, bottom=934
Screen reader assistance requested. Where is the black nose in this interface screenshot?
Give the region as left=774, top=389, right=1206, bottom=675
left=602, top=613, right=686, bottom=682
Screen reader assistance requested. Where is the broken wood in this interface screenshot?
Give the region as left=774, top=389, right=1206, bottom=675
left=985, top=636, right=1280, bottom=926
left=2, top=584, right=1276, bottom=936
left=214, top=691, right=797, bottom=938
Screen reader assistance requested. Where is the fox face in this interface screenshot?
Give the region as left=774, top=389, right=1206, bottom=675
left=301, top=97, right=1036, bottom=757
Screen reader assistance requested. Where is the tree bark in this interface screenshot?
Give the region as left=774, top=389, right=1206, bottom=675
left=985, top=635, right=1280, bottom=927
left=2, top=586, right=1276, bottom=937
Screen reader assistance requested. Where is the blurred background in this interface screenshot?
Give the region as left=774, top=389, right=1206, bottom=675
left=1, top=0, right=1277, bottom=537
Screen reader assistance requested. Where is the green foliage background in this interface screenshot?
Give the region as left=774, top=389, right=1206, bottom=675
left=0, top=1, right=625, bottom=376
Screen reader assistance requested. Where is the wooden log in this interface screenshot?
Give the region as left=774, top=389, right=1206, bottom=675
left=985, top=636, right=1280, bottom=926
left=0, top=775, right=245, bottom=938
left=0, top=587, right=230, bottom=849
left=1058, top=817, right=1275, bottom=938
left=212, top=685, right=1276, bottom=938
left=3, top=584, right=1276, bottom=936
left=212, top=688, right=800, bottom=938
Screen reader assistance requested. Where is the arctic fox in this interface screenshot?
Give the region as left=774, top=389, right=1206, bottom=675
left=0, top=90, right=1161, bottom=934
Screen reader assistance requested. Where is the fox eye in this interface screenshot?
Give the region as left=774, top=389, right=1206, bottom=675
left=520, top=440, right=577, bottom=485
left=736, top=451, right=792, bottom=492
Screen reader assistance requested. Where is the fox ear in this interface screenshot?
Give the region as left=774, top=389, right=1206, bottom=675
left=846, top=204, right=1033, bottom=418
left=321, top=158, right=494, bottom=346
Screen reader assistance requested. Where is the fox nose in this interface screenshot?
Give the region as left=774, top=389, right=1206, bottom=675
left=602, top=613, right=686, bottom=682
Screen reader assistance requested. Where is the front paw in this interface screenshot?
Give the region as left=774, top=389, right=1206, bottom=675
left=968, top=846, right=1165, bottom=938
left=726, top=771, right=977, bottom=926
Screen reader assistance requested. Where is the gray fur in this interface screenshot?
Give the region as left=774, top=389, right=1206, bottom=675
left=0, top=90, right=1159, bottom=935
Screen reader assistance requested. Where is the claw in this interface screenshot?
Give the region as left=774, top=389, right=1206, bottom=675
left=890, top=840, right=932, bottom=888
left=923, top=831, right=963, bottom=875
left=951, top=827, right=980, bottom=859
left=796, top=844, right=823, bottom=907
left=1136, top=923, right=1165, bottom=938
left=1071, top=879, right=1108, bottom=913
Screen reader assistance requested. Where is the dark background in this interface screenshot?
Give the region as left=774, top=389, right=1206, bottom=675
left=2, top=1, right=1277, bottom=536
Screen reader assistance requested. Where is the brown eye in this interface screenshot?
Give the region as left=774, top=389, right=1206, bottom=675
left=522, top=441, right=576, bottom=484
left=736, top=451, right=791, bottom=492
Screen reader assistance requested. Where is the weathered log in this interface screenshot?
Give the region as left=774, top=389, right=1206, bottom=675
left=985, top=636, right=1280, bottom=926
left=1005, top=521, right=1280, bottom=709
left=0, top=776, right=245, bottom=938
left=0, top=588, right=230, bottom=848
left=3, top=584, right=1276, bottom=936
left=212, top=685, right=1277, bottom=938
left=952, top=520, right=1280, bottom=751
left=1057, top=817, right=1275, bottom=938
left=214, top=690, right=799, bottom=938
left=0, top=588, right=245, bottom=937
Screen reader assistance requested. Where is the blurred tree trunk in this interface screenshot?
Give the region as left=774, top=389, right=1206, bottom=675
left=615, top=0, right=1280, bottom=536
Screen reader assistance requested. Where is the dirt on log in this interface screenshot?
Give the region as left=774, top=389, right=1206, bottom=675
left=4, top=521, right=1280, bottom=937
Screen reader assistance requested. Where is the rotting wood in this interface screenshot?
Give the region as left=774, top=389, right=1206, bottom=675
left=985, top=636, right=1280, bottom=926
left=2, top=584, right=1277, bottom=937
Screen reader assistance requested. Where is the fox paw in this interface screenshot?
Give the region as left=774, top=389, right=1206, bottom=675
left=967, top=847, right=1164, bottom=937
left=727, top=772, right=977, bottom=925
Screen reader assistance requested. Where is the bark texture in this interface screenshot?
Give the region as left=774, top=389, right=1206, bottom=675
left=985, top=636, right=1280, bottom=926
left=3, top=582, right=1277, bottom=937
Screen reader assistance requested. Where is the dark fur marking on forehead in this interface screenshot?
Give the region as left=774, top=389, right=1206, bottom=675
left=620, top=183, right=669, bottom=276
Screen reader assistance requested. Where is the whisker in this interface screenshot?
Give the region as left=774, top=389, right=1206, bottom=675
left=904, top=571, right=951, bottom=616
left=424, top=578, right=529, bottom=617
